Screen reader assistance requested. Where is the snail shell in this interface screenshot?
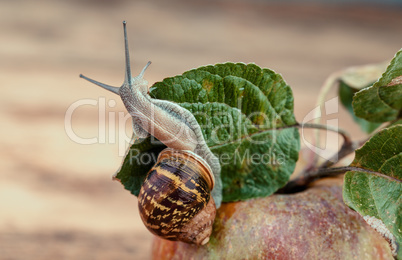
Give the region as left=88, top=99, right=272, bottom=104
left=138, top=148, right=216, bottom=245
left=79, top=21, right=223, bottom=208
left=80, top=21, right=222, bottom=244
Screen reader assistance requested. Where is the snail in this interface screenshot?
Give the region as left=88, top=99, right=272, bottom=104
left=80, top=21, right=222, bottom=245
left=138, top=148, right=216, bottom=245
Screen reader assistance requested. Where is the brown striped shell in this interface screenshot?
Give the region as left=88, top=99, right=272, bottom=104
left=138, top=148, right=216, bottom=245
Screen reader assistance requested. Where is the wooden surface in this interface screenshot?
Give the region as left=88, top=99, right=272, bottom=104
left=1, top=0, right=401, bottom=259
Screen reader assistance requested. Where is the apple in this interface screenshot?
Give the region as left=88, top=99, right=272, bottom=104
left=151, top=178, right=393, bottom=259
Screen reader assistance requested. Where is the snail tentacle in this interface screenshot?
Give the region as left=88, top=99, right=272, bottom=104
left=80, top=21, right=223, bottom=244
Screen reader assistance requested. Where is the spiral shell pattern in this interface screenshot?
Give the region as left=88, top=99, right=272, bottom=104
left=138, top=148, right=215, bottom=244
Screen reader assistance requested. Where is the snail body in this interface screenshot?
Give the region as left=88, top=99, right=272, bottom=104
left=138, top=148, right=216, bottom=245
left=80, top=21, right=222, bottom=244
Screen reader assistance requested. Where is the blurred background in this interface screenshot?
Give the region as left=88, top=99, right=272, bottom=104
left=1, top=0, right=401, bottom=259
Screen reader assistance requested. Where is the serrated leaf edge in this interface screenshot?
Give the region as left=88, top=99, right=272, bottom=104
left=363, top=215, right=398, bottom=257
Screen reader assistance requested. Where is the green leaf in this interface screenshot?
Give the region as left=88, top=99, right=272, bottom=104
left=339, top=81, right=382, bottom=133
left=338, top=63, right=387, bottom=133
left=389, top=119, right=402, bottom=128
left=343, top=125, right=402, bottom=258
left=339, top=62, right=389, bottom=90
left=114, top=136, right=166, bottom=196
left=115, top=63, right=300, bottom=202
left=352, top=49, right=402, bottom=123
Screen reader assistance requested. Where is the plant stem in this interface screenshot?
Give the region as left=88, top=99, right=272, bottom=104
left=299, top=123, right=353, bottom=147
left=317, top=137, right=368, bottom=169
left=278, top=165, right=401, bottom=194
left=295, top=122, right=354, bottom=169
left=277, top=166, right=350, bottom=193
left=276, top=122, right=358, bottom=193
left=279, top=123, right=379, bottom=193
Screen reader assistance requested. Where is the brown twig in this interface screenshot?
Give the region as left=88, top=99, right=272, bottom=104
left=276, top=123, right=359, bottom=193
left=299, top=123, right=353, bottom=147
left=277, top=136, right=372, bottom=194
left=277, top=165, right=401, bottom=194
left=317, top=137, right=368, bottom=169
left=296, top=123, right=354, bottom=168
left=277, top=167, right=350, bottom=193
